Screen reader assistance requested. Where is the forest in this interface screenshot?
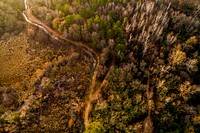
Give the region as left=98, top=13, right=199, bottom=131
left=0, top=0, right=200, bottom=132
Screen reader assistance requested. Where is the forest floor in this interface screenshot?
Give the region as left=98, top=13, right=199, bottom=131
left=0, top=30, right=93, bottom=132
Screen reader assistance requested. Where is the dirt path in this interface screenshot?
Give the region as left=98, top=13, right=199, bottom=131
left=143, top=72, right=154, bottom=133
left=24, top=3, right=114, bottom=129
left=84, top=61, right=114, bottom=127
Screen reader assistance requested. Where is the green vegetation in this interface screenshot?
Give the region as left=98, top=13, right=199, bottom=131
left=35, top=0, right=199, bottom=132
left=0, top=0, right=24, bottom=36
left=1, top=0, right=200, bottom=132
left=84, top=121, right=105, bottom=133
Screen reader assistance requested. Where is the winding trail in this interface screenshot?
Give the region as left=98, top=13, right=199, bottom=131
left=23, top=0, right=115, bottom=129
left=23, top=9, right=98, bottom=128
left=1, top=0, right=114, bottom=130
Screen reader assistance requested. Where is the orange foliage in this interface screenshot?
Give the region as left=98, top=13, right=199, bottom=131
left=68, top=117, right=75, bottom=128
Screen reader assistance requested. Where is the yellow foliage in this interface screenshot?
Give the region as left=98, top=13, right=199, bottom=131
left=136, top=94, right=142, bottom=103
left=157, top=102, right=166, bottom=109
left=133, top=122, right=143, bottom=133
left=170, top=47, right=186, bottom=66
left=52, top=17, right=61, bottom=29
left=68, top=117, right=75, bottom=128
left=193, top=115, right=200, bottom=124
left=179, top=81, right=192, bottom=101
left=185, top=36, right=198, bottom=45
left=35, top=69, right=43, bottom=77
left=157, top=80, right=165, bottom=89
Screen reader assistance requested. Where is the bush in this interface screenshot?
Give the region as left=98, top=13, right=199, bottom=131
left=84, top=121, right=105, bottom=133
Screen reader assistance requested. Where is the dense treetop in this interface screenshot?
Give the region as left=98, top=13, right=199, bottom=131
left=0, top=0, right=200, bottom=132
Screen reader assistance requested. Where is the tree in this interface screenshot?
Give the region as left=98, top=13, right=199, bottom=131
left=52, top=18, right=61, bottom=29
left=84, top=121, right=105, bottom=133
